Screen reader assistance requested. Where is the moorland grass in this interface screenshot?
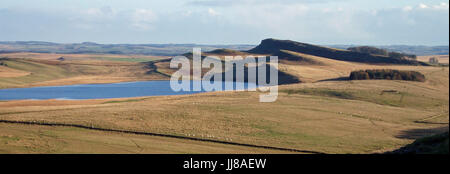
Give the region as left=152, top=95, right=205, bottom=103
left=0, top=52, right=447, bottom=153
left=390, top=132, right=449, bottom=154
left=102, top=98, right=147, bottom=104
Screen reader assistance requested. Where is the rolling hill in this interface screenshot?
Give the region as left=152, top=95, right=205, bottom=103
left=247, top=38, right=426, bottom=65
left=0, top=40, right=448, bottom=153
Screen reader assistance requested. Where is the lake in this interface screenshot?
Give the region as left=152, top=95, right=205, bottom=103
left=0, top=80, right=256, bottom=100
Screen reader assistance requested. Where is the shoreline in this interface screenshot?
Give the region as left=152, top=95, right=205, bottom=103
left=0, top=80, right=263, bottom=102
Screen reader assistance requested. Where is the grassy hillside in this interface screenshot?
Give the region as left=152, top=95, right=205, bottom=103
left=417, top=55, right=449, bottom=65
left=248, top=38, right=425, bottom=65
left=176, top=39, right=437, bottom=85
left=273, top=50, right=325, bottom=65
left=205, top=48, right=249, bottom=56
left=0, top=64, right=447, bottom=153
left=0, top=56, right=170, bottom=89
left=171, top=49, right=301, bottom=85
left=0, top=48, right=448, bottom=154
left=389, top=132, right=449, bottom=154
left=0, top=123, right=289, bottom=154
left=327, top=45, right=449, bottom=56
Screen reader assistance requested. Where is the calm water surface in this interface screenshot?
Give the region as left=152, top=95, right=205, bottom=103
left=0, top=80, right=255, bottom=100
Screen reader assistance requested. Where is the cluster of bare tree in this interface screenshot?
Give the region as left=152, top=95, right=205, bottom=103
left=349, top=69, right=425, bottom=82
left=347, top=46, right=417, bottom=60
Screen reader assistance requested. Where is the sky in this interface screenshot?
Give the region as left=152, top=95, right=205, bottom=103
left=0, top=0, right=449, bottom=45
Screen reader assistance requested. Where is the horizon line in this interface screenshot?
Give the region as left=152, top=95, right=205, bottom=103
left=0, top=40, right=449, bottom=47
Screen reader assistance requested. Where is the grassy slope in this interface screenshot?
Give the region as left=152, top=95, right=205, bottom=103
left=0, top=59, right=76, bottom=88
left=0, top=123, right=288, bottom=154
left=417, top=55, right=449, bottom=64
left=0, top=65, right=447, bottom=153
left=389, top=132, right=449, bottom=154
left=0, top=52, right=448, bottom=154
left=278, top=52, right=448, bottom=83
left=0, top=56, right=170, bottom=89
left=248, top=38, right=424, bottom=65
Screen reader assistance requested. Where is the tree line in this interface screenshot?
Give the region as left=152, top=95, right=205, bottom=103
left=349, top=69, right=425, bottom=82
left=347, top=46, right=417, bottom=60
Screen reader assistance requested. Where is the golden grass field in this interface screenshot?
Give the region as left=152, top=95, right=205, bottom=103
left=0, top=52, right=448, bottom=154
left=0, top=53, right=170, bottom=89
left=417, top=55, right=449, bottom=64
left=0, top=123, right=292, bottom=154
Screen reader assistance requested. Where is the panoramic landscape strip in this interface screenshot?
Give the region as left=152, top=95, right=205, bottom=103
left=0, top=38, right=448, bottom=154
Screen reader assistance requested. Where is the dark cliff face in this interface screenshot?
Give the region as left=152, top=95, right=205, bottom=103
left=247, top=38, right=426, bottom=65
left=248, top=38, right=316, bottom=54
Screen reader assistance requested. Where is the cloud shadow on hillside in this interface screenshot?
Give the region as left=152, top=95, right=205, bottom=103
left=395, top=126, right=449, bottom=140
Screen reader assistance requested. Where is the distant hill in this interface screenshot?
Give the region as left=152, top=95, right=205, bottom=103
left=347, top=46, right=389, bottom=56
left=205, top=48, right=246, bottom=55
left=329, top=44, right=449, bottom=56
left=347, top=46, right=417, bottom=59
left=248, top=38, right=425, bottom=65
left=181, top=48, right=257, bottom=61
left=1, top=40, right=446, bottom=58
left=0, top=41, right=255, bottom=56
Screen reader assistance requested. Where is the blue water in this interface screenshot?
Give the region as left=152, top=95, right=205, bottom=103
left=0, top=80, right=255, bottom=100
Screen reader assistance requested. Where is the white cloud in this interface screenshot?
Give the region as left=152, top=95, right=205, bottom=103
left=402, top=6, right=413, bottom=12
left=419, top=3, right=428, bottom=9
left=68, top=6, right=117, bottom=30
left=432, top=2, right=449, bottom=10
left=86, top=8, right=102, bottom=16
left=84, top=6, right=116, bottom=19
left=182, top=10, right=193, bottom=17
left=131, top=9, right=158, bottom=30
left=322, top=8, right=331, bottom=13
left=414, top=2, right=449, bottom=11
left=208, top=8, right=219, bottom=16
left=0, top=1, right=448, bottom=45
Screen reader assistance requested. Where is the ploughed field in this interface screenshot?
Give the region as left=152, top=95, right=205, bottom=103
left=0, top=51, right=448, bottom=154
